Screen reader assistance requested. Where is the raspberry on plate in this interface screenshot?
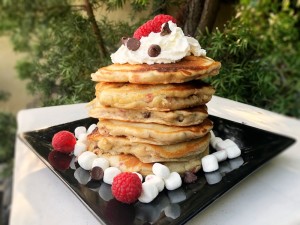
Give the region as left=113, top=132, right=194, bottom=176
left=111, top=172, right=142, bottom=204
left=51, top=130, right=76, bottom=153
left=133, top=14, right=176, bottom=40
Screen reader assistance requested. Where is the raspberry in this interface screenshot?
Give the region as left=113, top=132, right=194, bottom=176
left=51, top=130, right=76, bottom=153
left=48, top=150, right=72, bottom=171
left=133, top=14, right=176, bottom=39
left=111, top=172, right=142, bottom=204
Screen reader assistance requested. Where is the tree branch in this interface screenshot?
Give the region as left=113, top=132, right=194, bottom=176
left=178, top=0, right=220, bottom=36
left=83, top=0, right=108, bottom=58
left=198, top=0, right=220, bottom=34
left=182, top=0, right=205, bottom=36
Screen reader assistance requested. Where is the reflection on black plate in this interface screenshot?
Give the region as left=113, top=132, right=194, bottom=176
left=19, top=116, right=295, bottom=225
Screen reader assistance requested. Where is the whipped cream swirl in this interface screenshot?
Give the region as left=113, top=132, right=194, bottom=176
left=111, top=22, right=206, bottom=65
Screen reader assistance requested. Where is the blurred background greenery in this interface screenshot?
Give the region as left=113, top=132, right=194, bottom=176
left=0, top=0, right=299, bottom=168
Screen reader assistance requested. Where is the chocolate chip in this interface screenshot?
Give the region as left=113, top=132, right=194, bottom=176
left=90, top=166, right=104, bottom=181
left=183, top=171, right=198, bottom=183
left=160, top=22, right=171, bottom=36
left=126, top=38, right=140, bottom=51
left=177, top=115, right=184, bottom=122
left=141, top=111, right=151, bottom=118
left=121, top=37, right=128, bottom=45
left=148, top=44, right=161, bottom=57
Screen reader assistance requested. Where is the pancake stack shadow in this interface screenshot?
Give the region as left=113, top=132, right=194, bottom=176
left=88, top=56, right=221, bottom=176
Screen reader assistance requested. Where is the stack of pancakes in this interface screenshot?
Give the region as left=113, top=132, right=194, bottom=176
left=88, top=55, right=221, bottom=176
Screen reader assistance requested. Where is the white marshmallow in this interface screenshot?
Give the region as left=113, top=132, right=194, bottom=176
left=201, top=155, right=219, bottom=172
left=74, top=126, right=87, bottom=139
left=211, top=137, right=223, bottom=149
left=216, top=139, right=236, bottom=151
left=74, top=167, right=91, bottom=185
left=138, top=182, right=159, bottom=203
left=145, top=174, right=164, bottom=192
left=73, top=142, right=87, bottom=156
left=92, top=157, right=109, bottom=170
left=77, top=133, right=88, bottom=144
left=87, top=124, right=97, bottom=134
left=133, top=172, right=143, bottom=182
left=226, top=145, right=241, bottom=159
left=164, top=172, right=182, bottom=191
left=152, top=163, right=170, bottom=179
left=103, top=167, right=121, bottom=185
left=77, top=151, right=97, bottom=171
left=205, top=171, right=222, bottom=185
left=212, top=150, right=228, bottom=162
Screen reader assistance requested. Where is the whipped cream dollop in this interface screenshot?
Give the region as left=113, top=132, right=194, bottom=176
left=111, top=21, right=206, bottom=65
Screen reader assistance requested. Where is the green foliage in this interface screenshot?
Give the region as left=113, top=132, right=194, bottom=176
left=0, top=90, right=10, bottom=101
left=1, top=0, right=299, bottom=118
left=0, top=90, right=16, bottom=172
left=98, top=0, right=150, bottom=11
left=200, top=1, right=300, bottom=117
left=0, top=0, right=140, bottom=106
left=0, top=112, right=16, bottom=163
left=0, top=90, right=16, bottom=169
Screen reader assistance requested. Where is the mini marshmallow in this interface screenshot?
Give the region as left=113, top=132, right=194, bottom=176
left=201, top=155, right=219, bottom=172
left=152, top=163, right=170, bottom=179
left=164, top=172, right=182, bottom=191
left=74, top=126, right=87, bottom=139
left=73, top=142, right=87, bottom=156
left=216, top=139, right=237, bottom=151
left=138, top=182, right=159, bottom=203
left=87, top=124, right=97, bottom=134
left=92, top=157, right=109, bottom=170
left=212, top=150, right=228, bottom=162
left=77, top=133, right=88, bottom=144
left=211, top=137, right=223, bottom=149
left=77, top=151, right=97, bottom=171
left=226, top=145, right=241, bottom=159
left=145, top=174, right=164, bottom=192
left=103, top=167, right=121, bottom=185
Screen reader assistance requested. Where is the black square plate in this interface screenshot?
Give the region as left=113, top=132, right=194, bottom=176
left=19, top=116, right=296, bottom=225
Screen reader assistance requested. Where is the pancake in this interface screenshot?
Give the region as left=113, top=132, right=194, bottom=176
left=94, top=80, right=215, bottom=111
left=94, top=149, right=209, bottom=176
left=87, top=131, right=210, bottom=163
left=91, top=56, right=221, bottom=84
left=97, top=118, right=213, bottom=145
left=89, top=101, right=208, bottom=126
